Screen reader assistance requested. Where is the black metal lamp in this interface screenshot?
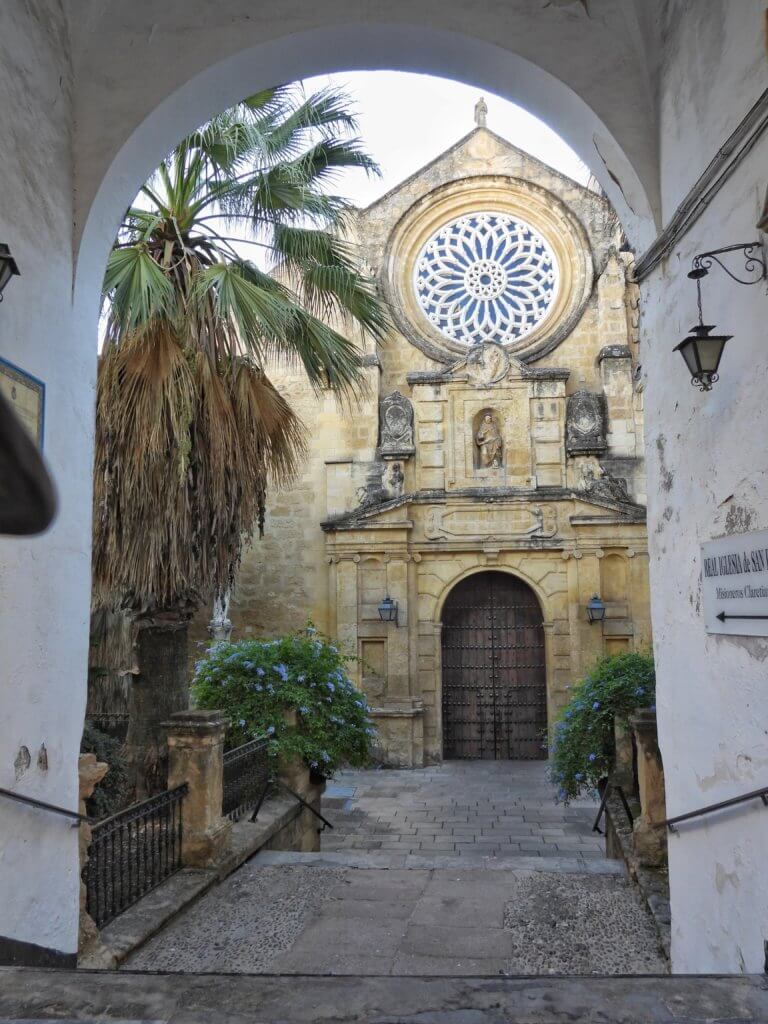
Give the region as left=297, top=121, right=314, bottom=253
left=673, top=322, right=732, bottom=392
left=674, top=241, right=766, bottom=391
left=0, top=244, right=20, bottom=301
left=378, top=596, right=399, bottom=626
left=586, top=594, right=606, bottom=624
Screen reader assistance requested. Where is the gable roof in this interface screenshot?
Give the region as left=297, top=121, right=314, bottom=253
left=358, top=126, right=601, bottom=216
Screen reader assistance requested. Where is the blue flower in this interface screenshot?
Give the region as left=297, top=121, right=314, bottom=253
left=365, top=726, right=376, bottom=735
left=275, top=664, right=288, bottom=681
left=254, top=684, right=263, bottom=692
left=575, top=772, right=584, bottom=781
left=266, top=683, right=275, bottom=694
left=329, top=645, right=338, bottom=654
left=588, top=753, right=597, bottom=762
left=299, top=706, right=310, bottom=715
left=307, top=626, right=317, bottom=635
left=238, top=718, right=246, bottom=727
left=592, top=701, right=600, bottom=710
left=321, top=751, right=330, bottom=762
left=266, top=725, right=276, bottom=735
left=327, top=681, right=335, bottom=692
left=243, top=661, right=254, bottom=670
left=256, top=667, right=265, bottom=678
left=635, top=687, right=644, bottom=696
left=297, top=674, right=305, bottom=683
left=565, top=710, right=573, bottom=719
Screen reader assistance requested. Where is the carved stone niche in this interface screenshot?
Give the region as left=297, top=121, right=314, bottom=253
left=380, top=391, right=415, bottom=459
left=566, top=390, right=606, bottom=455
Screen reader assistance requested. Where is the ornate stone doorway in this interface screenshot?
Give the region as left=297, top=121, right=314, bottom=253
left=441, top=571, right=546, bottom=760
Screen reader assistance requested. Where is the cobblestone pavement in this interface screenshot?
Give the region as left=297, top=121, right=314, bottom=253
left=127, top=762, right=667, bottom=976
left=321, top=760, right=605, bottom=860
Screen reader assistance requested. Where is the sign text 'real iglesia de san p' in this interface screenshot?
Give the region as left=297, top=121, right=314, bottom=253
left=702, top=528, right=768, bottom=636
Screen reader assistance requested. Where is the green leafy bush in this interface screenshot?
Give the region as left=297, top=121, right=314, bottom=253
left=548, top=651, right=655, bottom=803
left=81, top=721, right=131, bottom=819
left=191, top=624, right=375, bottom=778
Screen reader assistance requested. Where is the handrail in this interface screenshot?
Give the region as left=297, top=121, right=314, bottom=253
left=0, top=785, right=89, bottom=825
left=257, top=778, right=335, bottom=832
left=592, top=782, right=634, bottom=835
left=660, top=784, right=768, bottom=833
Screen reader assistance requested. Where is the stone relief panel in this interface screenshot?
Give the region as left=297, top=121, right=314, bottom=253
left=424, top=504, right=556, bottom=540
left=566, top=390, right=606, bottom=455
left=379, top=391, right=415, bottom=458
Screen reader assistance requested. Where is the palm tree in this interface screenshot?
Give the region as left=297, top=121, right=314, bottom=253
left=93, top=84, right=389, bottom=796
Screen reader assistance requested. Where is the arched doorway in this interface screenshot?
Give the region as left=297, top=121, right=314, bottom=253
left=441, top=571, right=546, bottom=760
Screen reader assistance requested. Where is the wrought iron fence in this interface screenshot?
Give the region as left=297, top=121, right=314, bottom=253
left=222, top=737, right=270, bottom=821
left=84, top=783, right=187, bottom=928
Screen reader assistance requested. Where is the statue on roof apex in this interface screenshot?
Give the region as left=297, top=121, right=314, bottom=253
left=474, top=96, right=488, bottom=128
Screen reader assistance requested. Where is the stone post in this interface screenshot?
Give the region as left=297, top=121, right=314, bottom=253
left=164, top=710, right=232, bottom=867
left=613, top=714, right=635, bottom=796
left=629, top=708, right=668, bottom=867
left=78, top=753, right=116, bottom=968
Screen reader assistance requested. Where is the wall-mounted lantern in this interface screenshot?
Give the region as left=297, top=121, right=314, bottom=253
left=674, top=241, right=766, bottom=391
left=0, top=244, right=20, bottom=301
left=378, top=596, right=399, bottom=626
left=586, top=594, right=606, bottom=624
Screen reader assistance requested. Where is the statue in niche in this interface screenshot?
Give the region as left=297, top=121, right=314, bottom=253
left=475, top=411, right=504, bottom=468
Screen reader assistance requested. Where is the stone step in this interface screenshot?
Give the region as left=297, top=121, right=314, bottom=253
left=254, top=849, right=625, bottom=874
left=2, top=967, right=767, bottom=1023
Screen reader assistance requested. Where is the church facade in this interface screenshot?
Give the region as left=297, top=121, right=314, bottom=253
left=229, top=115, right=651, bottom=767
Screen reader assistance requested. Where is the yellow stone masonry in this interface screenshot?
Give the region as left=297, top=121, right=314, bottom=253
left=196, top=126, right=651, bottom=766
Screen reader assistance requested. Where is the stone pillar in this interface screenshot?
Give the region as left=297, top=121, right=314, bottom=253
left=629, top=708, right=667, bottom=867
left=78, top=754, right=116, bottom=968
left=613, top=714, right=635, bottom=796
left=164, top=710, right=232, bottom=867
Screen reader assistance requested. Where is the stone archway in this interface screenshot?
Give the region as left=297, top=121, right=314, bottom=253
left=441, top=571, right=546, bottom=760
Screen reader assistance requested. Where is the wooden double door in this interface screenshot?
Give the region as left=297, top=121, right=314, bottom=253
left=441, top=571, right=547, bottom=760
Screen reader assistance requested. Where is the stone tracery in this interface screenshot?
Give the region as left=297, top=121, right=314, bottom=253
left=413, top=212, right=558, bottom=346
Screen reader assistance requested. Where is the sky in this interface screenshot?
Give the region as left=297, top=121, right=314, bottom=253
left=101, top=72, right=586, bottom=345
left=301, top=70, right=589, bottom=208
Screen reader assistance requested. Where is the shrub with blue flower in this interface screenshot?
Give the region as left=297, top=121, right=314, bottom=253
left=192, top=621, right=375, bottom=777
left=548, top=651, right=655, bottom=803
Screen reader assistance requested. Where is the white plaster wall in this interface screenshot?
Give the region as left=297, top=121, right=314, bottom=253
left=641, top=0, right=768, bottom=974
left=0, top=4, right=88, bottom=957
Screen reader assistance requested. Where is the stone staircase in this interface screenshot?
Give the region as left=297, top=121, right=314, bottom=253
left=1, top=965, right=767, bottom=1022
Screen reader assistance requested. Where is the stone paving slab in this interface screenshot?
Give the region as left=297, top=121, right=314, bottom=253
left=322, top=761, right=606, bottom=860
left=124, top=857, right=665, bottom=976
left=255, top=849, right=624, bottom=873
left=3, top=969, right=768, bottom=1023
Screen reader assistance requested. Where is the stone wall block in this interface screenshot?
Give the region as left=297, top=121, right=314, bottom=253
left=164, top=710, right=232, bottom=868
left=78, top=754, right=116, bottom=968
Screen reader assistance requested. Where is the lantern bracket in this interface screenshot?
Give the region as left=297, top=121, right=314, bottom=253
left=687, top=241, right=766, bottom=287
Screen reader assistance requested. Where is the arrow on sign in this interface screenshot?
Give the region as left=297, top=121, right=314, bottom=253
left=716, top=611, right=768, bottom=622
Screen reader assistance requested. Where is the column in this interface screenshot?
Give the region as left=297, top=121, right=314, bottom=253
left=164, top=710, right=231, bottom=868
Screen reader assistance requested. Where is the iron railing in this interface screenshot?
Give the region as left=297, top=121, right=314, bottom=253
left=660, top=784, right=768, bottom=833
left=222, top=737, right=270, bottom=822
left=84, top=783, right=187, bottom=928
left=592, top=782, right=635, bottom=835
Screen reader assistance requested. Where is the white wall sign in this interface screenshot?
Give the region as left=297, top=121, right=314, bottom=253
left=702, top=528, right=768, bottom=636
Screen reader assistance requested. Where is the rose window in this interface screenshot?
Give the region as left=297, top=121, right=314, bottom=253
left=413, top=212, right=558, bottom=345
